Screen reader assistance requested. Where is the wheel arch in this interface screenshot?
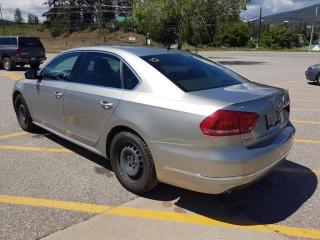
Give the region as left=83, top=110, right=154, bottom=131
left=106, top=125, right=147, bottom=158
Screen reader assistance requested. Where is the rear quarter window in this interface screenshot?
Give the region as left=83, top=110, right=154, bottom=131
left=141, top=53, right=248, bottom=92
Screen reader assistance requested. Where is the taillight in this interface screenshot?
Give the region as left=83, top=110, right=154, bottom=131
left=200, top=110, right=259, bottom=136
left=16, top=48, right=21, bottom=57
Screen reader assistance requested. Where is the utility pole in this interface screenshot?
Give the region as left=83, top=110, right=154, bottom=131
left=0, top=5, right=5, bottom=35
left=257, top=6, right=262, bottom=48
left=309, top=6, right=319, bottom=52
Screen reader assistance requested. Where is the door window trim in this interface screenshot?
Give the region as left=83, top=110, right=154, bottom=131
left=40, top=51, right=83, bottom=82
left=39, top=50, right=142, bottom=90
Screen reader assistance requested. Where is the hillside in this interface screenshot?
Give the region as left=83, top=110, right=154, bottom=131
left=255, top=4, right=320, bottom=27
left=0, top=24, right=147, bottom=52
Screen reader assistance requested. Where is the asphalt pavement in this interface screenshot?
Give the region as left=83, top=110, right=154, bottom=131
left=0, top=51, right=319, bottom=240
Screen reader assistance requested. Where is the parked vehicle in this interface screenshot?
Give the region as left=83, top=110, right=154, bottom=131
left=305, top=63, right=320, bottom=84
left=0, top=36, right=46, bottom=71
left=12, top=46, right=295, bottom=194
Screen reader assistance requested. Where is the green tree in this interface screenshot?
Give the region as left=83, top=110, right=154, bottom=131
left=218, top=22, right=250, bottom=47
left=27, top=13, right=40, bottom=24
left=132, top=0, right=249, bottom=47
left=14, top=8, right=24, bottom=24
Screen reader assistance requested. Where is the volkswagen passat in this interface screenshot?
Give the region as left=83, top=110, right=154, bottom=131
left=13, top=46, right=295, bottom=194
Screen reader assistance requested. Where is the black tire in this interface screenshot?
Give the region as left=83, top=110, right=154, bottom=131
left=30, top=62, right=40, bottom=69
left=110, top=131, right=158, bottom=194
left=316, top=74, right=320, bottom=85
left=3, top=57, right=15, bottom=71
left=14, top=94, right=36, bottom=132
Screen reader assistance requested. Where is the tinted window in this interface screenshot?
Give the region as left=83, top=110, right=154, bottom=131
left=9, top=38, right=17, bottom=45
left=19, top=37, right=43, bottom=47
left=74, top=52, right=121, bottom=88
left=123, top=63, right=139, bottom=90
left=141, top=54, right=248, bottom=92
left=42, top=53, right=80, bottom=81
left=0, top=38, right=10, bottom=45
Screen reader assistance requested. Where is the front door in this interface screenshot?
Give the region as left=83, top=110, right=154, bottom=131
left=30, top=52, right=81, bottom=134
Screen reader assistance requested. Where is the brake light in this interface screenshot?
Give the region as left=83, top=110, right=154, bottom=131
left=16, top=48, right=21, bottom=57
left=200, top=110, right=259, bottom=136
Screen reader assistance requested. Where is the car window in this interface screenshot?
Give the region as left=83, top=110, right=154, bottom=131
left=19, top=37, right=43, bottom=48
left=74, top=52, right=121, bottom=88
left=0, top=38, right=10, bottom=45
left=42, top=53, right=80, bottom=81
left=123, top=63, right=139, bottom=90
left=140, top=54, right=249, bottom=92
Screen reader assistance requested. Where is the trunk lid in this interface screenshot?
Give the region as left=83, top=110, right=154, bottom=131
left=192, top=83, right=290, bottom=147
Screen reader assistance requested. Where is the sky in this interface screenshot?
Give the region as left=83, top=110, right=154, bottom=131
left=241, top=0, right=320, bottom=20
left=0, top=0, right=320, bottom=21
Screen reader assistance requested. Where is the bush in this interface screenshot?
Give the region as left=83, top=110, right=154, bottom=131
left=261, top=25, right=301, bottom=49
left=218, top=22, right=250, bottom=47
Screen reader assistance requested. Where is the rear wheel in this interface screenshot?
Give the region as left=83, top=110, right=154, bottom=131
left=3, top=57, right=15, bottom=71
left=30, top=62, right=40, bottom=69
left=110, top=131, right=158, bottom=194
left=14, top=94, right=36, bottom=132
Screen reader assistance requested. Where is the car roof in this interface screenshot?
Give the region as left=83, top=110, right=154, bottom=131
left=68, top=45, right=184, bottom=57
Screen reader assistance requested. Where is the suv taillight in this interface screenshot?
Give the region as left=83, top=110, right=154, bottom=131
left=200, top=110, right=259, bottom=136
left=16, top=48, right=21, bottom=57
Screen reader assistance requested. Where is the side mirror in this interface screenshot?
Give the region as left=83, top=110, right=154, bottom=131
left=25, top=69, right=40, bottom=80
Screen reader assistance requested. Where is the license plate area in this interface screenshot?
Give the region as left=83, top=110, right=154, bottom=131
left=31, top=57, right=36, bottom=61
left=266, top=111, right=281, bottom=129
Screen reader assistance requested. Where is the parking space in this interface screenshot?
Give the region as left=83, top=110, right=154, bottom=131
left=0, top=51, right=320, bottom=240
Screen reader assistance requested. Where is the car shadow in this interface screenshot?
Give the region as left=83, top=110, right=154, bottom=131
left=308, top=82, right=319, bottom=86
left=144, top=160, right=317, bottom=225
left=41, top=130, right=317, bottom=226
left=218, top=61, right=266, bottom=66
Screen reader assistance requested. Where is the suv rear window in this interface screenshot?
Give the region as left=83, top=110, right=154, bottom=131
left=141, top=54, right=248, bottom=92
left=19, top=37, right=43, bottom=47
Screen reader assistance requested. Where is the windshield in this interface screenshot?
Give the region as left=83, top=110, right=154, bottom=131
left=19, top=37, right=43, bottom=48
left=141, top=53, right=249, bottom=92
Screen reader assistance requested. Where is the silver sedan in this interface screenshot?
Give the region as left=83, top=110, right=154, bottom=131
left=12, top=46, right=295, bottom=194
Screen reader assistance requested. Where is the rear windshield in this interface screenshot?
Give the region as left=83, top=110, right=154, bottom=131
left=19, top=37, right=43, bottom=48
left=141, top=54, right=248, bottom=92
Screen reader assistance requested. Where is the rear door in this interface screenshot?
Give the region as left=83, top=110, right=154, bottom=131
left=63, top=52, right=123, bottom=146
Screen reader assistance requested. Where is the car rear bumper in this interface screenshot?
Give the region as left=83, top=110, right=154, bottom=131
left=152, top=124, right=295, bottom=194
left=13, top=56, right=47, bottom=64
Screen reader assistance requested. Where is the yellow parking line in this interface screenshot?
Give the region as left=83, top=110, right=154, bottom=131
left=0, top=131, right=28, bottom=141
left=0, top=195, right=110, bottom=213
left=294, top=139, right=320, bottom=144
left=292, top=120, right=320, bottom=125
left=0, top=72, right=23, bottom=81
left=293, top=108, right=320, bottom=112
left=0, top=145, right=71, bottom=153
left=0, top=194, right=319, bottom=239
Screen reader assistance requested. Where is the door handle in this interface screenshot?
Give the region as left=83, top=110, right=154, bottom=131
left=54, top=92, right=64, bottom=99
left=100, top=101, right=113, bottom=109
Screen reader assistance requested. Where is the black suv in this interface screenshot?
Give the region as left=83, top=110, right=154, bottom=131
left=0, top=36, right=46, bottom=71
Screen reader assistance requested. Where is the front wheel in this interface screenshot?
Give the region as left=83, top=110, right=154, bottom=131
left=14, top=94, right=36, bottom=132
left=110, top=131, right=158, bottom=194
